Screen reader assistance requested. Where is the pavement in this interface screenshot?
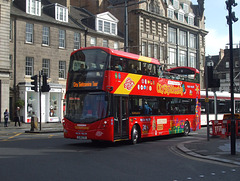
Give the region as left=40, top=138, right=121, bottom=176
left=177, top=135, right=240, bottom=166
left=0, top=121, right=63, bottom=134
left=0, top=122, right=240, bottom=166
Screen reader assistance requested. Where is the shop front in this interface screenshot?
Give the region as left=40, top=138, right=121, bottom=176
left=18, top=83, right=63, bottom=123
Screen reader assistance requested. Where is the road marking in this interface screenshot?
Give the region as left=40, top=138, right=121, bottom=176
left=2, top=133, right=23, bottom=141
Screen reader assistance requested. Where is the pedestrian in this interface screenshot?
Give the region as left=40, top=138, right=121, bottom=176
left=14, top=107, right=21, bottom=127
left=4, top=109, right=9, bottom=127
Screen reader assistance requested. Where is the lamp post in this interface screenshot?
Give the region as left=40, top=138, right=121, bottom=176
left=226, top=0, right=238, bottom=155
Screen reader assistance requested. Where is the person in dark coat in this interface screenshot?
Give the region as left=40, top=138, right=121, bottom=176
left=15, top=107, right=21, bottom=127
left=4, top=109, right=9, bottom=127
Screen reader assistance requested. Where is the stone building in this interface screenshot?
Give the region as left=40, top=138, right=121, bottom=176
left=0, top=0, right=10, bottom=122
left=208, top=47, right=240, bottom=92
left=67, top=0, right=208, bottom=87
left=9, top=0, right=124, bottom=122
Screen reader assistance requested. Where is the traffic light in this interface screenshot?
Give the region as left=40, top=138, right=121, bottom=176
left=41, top=74, right=50, bottom=92
left=31, top=75, right=38, bottom=92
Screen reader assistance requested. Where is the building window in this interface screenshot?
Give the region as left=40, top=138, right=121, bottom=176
left=112, top=23, right=116, bottom=34
left=26, top=23, right=33, bottom=43
left=226, top=61, right=229, bottom=68
left=179, top=30, right=187, bottom=46
left=26, top=0, right=41, bottom=16
left=9, top=54, right=12, bottom=70
left=167, top=6, right=174, bottom=19
left=179, top=50, right=187, bottom=66
left=154, top=44, right=158, bottom=59
left=168, top=27, right=176, bottom=44
left=97, top=19, right=117, bottom=35
left=59, top=61, right=66, bottom=79
left=189, top=33, right=196, bottom=49
left=178, top=11, right=184, bottom=22
left=149, top=0, right=160, bottom=14
left=42, top=59, right=50, bottom=77
left=142, top=42, right=146, bottom=56
left=74, top=32, right=80, bottom=50
left=189, top=52, right=196, bottom=68
left=103, top=39, right=108, bottom=47
left=59, top=29, right=65, bottom=48
left=188, top=16, right=194, bottom=26
left=160, top=46, right=164, bottom=61
left=42, top=26, right=50, bottom=45
left=114, top=42, right=119, bottom=50
left=104, top=21, right=110, bottom=33
left=168, top=47, right=176, bottom=65
left=182, top=3, right=189, bottom=13
left=56, top=5, right=68, bottom=22
left=25, top=57, right=34, bottom=76
left=226, top=73, right=230, bottom=80
left=10, top=20, right=12, bottom=40
left=98, top=20, right=103, bottom=31
left=90, top=37, right=96, bottom=46
left=172, top=0, right=179, bottom=9
left=148, top=43, right=153, bottom=57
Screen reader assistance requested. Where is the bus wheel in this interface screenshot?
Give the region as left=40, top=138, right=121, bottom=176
left=184, top=121, right=190, bottom=136
left=131, top=125, right=140, bottom=144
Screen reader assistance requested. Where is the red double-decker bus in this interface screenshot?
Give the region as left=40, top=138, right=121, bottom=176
left=63, top=47, right=201, bottom=144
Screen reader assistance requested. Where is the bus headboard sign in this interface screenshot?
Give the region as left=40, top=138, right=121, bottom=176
left=73, top=81, right=98, bottom=88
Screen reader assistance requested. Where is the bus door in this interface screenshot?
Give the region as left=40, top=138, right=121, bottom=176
left=114, top=96, right=129, bottom=139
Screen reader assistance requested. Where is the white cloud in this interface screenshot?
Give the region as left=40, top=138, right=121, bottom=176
left=206, top=28, right=229, bottom=55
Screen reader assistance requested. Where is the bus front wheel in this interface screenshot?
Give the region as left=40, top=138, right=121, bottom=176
left=184, top=121, right=190, bottom=136
left=131, top=125, right=140, bottom=144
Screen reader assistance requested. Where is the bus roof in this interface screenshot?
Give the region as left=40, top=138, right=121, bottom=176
left=200, top=91, right=240, bottom=100
left=167, top=67, right=200, bottom=74
left=71, top=46, right=161, bottom=65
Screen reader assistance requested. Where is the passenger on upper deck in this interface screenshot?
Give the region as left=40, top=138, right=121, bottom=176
left=129, top=64, right=137, bottom=73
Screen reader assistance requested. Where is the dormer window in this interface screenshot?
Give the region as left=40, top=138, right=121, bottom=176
left=96, top=12, right=118, bottom=35
left=172, top=0, right=179, bottom=9
left=182, top=3, right=189, bottom=13
left=26, top=0, right=41, bottom=16
left=55, top=4, right=68, bottom=22
left=167, top=5, right=175, bottom=19
left=187, top=13, right=195, bottom=26
left=177, top=9, right=185, bottom=23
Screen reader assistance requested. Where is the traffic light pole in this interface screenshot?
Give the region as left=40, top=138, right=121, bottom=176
left=39, top=71, right=42, bottom=131
left=226, top=0, right=238, bottom=155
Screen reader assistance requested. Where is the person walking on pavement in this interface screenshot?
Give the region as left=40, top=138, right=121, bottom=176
left=4, top=109, right=9, bottom=127
left=14, top=107, right=21, bottom=127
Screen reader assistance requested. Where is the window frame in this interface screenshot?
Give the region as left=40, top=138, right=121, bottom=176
left=74, top=32, right=80, bottom=50
left=25, top=57, right=34, bottom=76
left=26, top=23, right=34, bottom=43
left=55, top=4, right=68, bottom=22
left=42, top=26, right=50, bottom=46
left=59, top=61, right=66, bottom=79
left=59, top=29, right=66, bottom=48
left=42, top=59, right=50, bottom=77
left=26, top=0, right=41, bottom=16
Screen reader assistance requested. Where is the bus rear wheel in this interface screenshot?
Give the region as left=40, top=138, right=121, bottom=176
left=184, top=121, right=190, bottom=136
left=131, top=125, right=140, bottom=144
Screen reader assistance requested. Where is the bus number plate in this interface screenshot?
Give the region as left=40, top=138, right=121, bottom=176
left=77, top=136, right=87, bottom=140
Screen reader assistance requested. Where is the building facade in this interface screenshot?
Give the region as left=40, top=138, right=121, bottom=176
left=9, top=0, right=124, bottom=122
left=0, top=0, right=11, bottom=123
left=68, top=0, right=208, bottom=88
left=209, top=47, right=240, bottom=92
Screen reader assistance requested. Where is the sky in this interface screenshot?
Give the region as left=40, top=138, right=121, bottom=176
left=191, top=0, right=240, bottom=56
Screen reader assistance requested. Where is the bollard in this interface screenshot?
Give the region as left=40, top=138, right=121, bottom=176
left=30, top=116, right=38, bottom=131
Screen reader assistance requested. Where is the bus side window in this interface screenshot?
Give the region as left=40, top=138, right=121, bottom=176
left=142, top=63, right=148, bottom=75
